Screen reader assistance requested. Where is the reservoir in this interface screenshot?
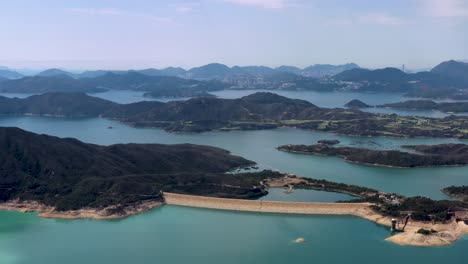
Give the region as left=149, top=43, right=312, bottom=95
left=1, top=206, right=467, bottom=264
left=0, top=91, right=467, bottom=263
left=0, top=115, right=465, bottom=199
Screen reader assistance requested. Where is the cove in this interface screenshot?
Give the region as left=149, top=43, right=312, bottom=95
left=0, top=115, right=466, bottom=199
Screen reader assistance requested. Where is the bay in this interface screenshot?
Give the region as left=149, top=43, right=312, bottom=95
left=0, top=116, right=466, bottom=199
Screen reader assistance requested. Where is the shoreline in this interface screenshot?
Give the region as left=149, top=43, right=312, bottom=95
left=2, top=112, right=468, bottom=140
left=264, top=176, right=367, bottom=198
left=0, top=199, right=163, bottom=220
left=163, top=192, right=468, bottom=247
left=441, top=189, right=468, bottom=203
left=1, top=193, right=467, bottom=247
left=277, top=148, right=468, bottom=169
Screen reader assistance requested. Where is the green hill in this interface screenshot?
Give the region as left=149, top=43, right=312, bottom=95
left=0, top=127, right=260, bottom=210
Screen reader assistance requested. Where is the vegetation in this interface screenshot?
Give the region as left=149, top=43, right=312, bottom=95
left=1, top=126, right=465, bottom=224
left=443, top=186, right=468, bottom=202
left=0, top=75, right=105, bottom=93
left=332, top=60, right=468, bottom=100
left=0, top=127, right=285, bottom=211
left=444, top=186, right=468, bottom=195
left=2, top=92, right=468, bottom=138
left=0, top=71, right=228, bottom=95
left=345, top=99, right=371, bottom=109
left=417, top=228, right=438, bottom=235
left=2, top=60, right=468, bottom=98
left=379, top=100, right=468, bottom=113
left=372, top=197, right=467, bottom=222
left=277, top=143, right=468, bottom=168
left=317, top=139, right=340, bottom=145
left=277, top=176, right=466, bottom=224
left=104, top=92, right=468, bottom=137
left=0, top=92, right=117, bottom=116
left=290, top=178, right=379, bottom=198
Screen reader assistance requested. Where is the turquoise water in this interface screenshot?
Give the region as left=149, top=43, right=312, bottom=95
left=3, top=90, right=467, bottom=117
left=1, top=207, right=467, bottom=264
left=90, top=90, right=191, bottom=103
left=259, top=189, right=355, bottom=202
left=0, top=95, right=467, bottom=263
left=92, top=89, right=467, bottom=117
left=0, top=116, right=466, bottom=199
left=212, top=90, right=468, bottom=117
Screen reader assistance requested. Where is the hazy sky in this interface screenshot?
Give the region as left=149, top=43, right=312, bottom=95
left=1, top=0, right=467, bottom=70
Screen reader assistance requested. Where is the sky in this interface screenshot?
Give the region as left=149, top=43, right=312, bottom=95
left=0, top=0, right=467, bottom=70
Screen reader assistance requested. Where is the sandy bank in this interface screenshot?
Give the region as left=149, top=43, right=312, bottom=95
left=0, top=199, right=163, bottom=220
left=164, top=192, right=468, bottom=247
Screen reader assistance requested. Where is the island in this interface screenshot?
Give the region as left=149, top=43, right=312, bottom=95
left=1, top=92, right=468, bottom=139
left=345, top=99, right=371, bottom=109
left=0, top=128, right=467, bottom=246
left=277, top=142, right=468, bottom=168
left=378, top=100, right=468, bottom=113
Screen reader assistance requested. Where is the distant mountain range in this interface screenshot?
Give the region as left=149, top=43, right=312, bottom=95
left=335, top=60, right=468, bottom=86
left=0, top=68, right=338, bottom=94
left=0, top=75, right=105, bottom=93
left=0, top=68, right=23, bottom=79
left=0, top=63, right=360, bottom=80
left=431, top=60, right=468, bottom=85
left=0, top=92, right=116, bottom=116
left=0, top=72, right=228, bottom=94
left=37, top=68, right=75, bottom=78
left=1, top=60, right=467, bottom=99
left=334, top=60, right=468, bottom=97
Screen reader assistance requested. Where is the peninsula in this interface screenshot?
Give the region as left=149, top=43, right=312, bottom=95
left=0, top=127, right=271, bottom=217
left=344, top=99, right=468, bottom=113
left=0, top=128, right=466, bottom=247
left=443, top=186, right=468, bottom=202
left=378, top=100, right=468, bottom=113
left=1, top=92, right=468, bottom=139
left=277, top=142, right=468, bottom=168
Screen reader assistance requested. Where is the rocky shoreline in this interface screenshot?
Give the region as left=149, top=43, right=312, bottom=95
left=0, top=199, right=163, bottom=220
left=164, top=192, right=468, bottom=247
left=277, top=143, right=468, bottom=168
left=1, top=192, right=466, bottom=247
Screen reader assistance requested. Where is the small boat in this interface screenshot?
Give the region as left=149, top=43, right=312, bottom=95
left=108, top=126, right=113, bottom=129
